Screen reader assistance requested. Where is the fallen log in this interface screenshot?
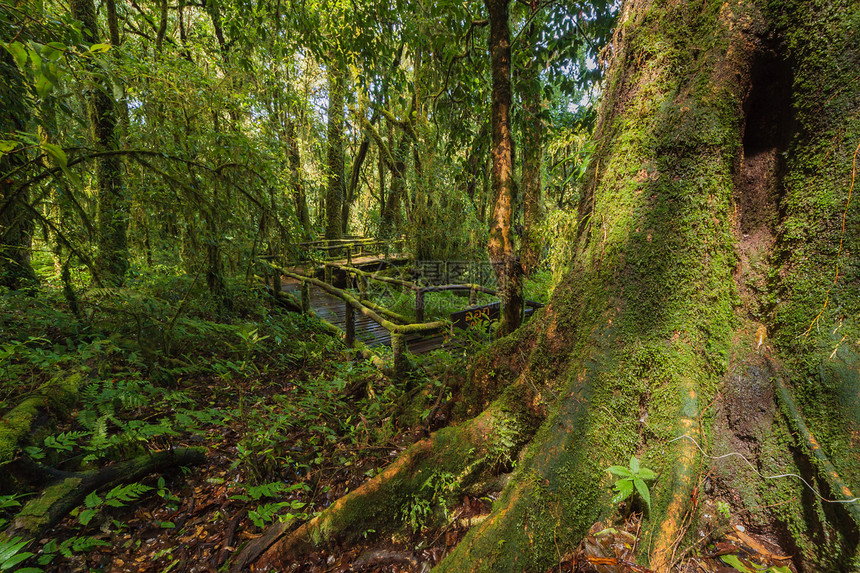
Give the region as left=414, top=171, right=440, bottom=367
left=0, top=372, right=85, bottom=467
left=3, top=447, right=206, bottom=541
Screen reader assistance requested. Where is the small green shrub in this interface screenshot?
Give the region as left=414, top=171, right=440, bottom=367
left=608, top=456, right=656, bottom=513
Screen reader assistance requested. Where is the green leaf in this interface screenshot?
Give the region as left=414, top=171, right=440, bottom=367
left=633, top=477, right=651, bottom=512
left=78, top=508, right=97, bottom=526
left=1, top=551, right=35, bottom=570
left=613, top=478, right=633, bottom=500
left=637, top=467, right=656, bottom=480
left=0, top=537, right=30, bottom=564
left=607, top=465, right=631, bottom=478
left=34, top=72, right=53, bottom=98
left=84, top=491, right=102, bottom=509
left=41, top=143, right=67, bottom=167
left=4, top=42, right=29, bottom=70
left=89, top=43, right=111, bottom=53
left=629, top=455, right=640, bottom=474
left=719, top=554, right=754, bottom=573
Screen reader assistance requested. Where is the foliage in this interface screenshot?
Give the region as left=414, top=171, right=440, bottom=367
left=0, top=536, right=40, bottom=572
left=607, top=456, right=656, bottom=513
left=75, top=483, right=154, bottom=526
left=400, top=471, right=457, bottom=533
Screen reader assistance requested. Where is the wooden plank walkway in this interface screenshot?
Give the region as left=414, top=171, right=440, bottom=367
left=282, top=283, right=456, bottom=355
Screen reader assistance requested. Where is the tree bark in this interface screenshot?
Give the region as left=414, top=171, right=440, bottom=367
left=0, top=50, right=38, bottom=292
left=285, top=117, right=311, bottom=237
left=486, top=0, right=522, bottom=337
left=72, top=0, right=129, bottom=286
left=325, top=58, right=346, bottom=240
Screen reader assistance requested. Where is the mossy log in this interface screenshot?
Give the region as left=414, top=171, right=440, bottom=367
left=0, top=373, right=85, bottom=467
left=2, top=447, right=205, bottom=542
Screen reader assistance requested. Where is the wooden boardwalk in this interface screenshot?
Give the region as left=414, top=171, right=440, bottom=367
left=282, top=283, right=456, bottom=355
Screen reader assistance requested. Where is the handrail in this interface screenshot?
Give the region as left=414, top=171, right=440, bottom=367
left=276, top=266, right=449, bottom=377
left=326, top=261, right=543, bottom=319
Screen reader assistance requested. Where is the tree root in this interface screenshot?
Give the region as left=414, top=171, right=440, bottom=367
left=230, top=400, right=531, bottom=572
left=0, top=372, right=85, bottom=467
left=650, top=380, right=701, bottom=573
left=2, top=447, right=205, bottom=542
left=767, top=358, right=860, bottom=528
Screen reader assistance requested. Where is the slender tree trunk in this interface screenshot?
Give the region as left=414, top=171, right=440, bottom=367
left=380, top=133, right=408, bottom=236
left=342, top=136, right=370, bottom=235
left=72, top=0, right=128, bottom=286
left=325, top=58, right=345, bottom=240
left=519, top=42, right=544, bottom=277
left=285, top=118, right=311, bottom=237
left=486, top=0, right=522, bottom=336
left=0, top=51, right=38, bottom=292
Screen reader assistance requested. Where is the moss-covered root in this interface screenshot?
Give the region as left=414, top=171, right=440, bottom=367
left=2, top=447, right=205, bottom=541
left=0, top=373, right=84, bottom=466
left=231, top=403, right=528, bottom=573
left=769, top=362, right=860, bottom=528
left=650, top=381, right=701, bottom=572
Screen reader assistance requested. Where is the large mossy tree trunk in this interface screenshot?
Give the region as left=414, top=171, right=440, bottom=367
left=437, top=0, right=860, bottom=570
left=242, top=1, right=860, bottom=571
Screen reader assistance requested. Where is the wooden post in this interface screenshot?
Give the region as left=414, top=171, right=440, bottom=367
left=359, top=276, right=368, bottom=299
left=416, top=290, right=425, bottom=323
left=324, top=264, right=332, bottom=285
left=346, top=245, right=352, bottom=265
left=469, top=286, right=477, bottom=306
left=391, top=332, right=407, bottom=379
left=301, top=281, right=310, bottom=313
left=345, top=301, right=355, bottom=347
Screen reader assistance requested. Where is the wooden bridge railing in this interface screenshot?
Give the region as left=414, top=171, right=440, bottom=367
left=325, top=262, right=543, bottom=324
left=275, top=266, right=449, bottom=378
left=295, top=236, right=407, bottom=264
left=260, top=257, right=543, bottom=377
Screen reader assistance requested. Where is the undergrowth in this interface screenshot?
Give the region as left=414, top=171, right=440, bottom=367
left=0, top=265, right=480, bottom=570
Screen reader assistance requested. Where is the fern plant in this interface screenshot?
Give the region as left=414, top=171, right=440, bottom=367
left=74, top=482, right=154, bottom=526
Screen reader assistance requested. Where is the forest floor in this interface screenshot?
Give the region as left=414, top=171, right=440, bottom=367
left=0, top=278, right=498, bottom=573
left=0, top=278, right=800, bottom=573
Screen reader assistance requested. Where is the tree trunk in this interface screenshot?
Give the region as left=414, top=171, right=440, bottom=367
left=72, top=0, right=128, bottom=287
left=486, top=0, right=522, bottom=337
left=380, top=133, right=409, bottom=236
left=0, top=51, right=38, bottom=292
left=239, top=1, right=860, bottom=571
left=325, top=58, right=346, bottom=240
left=519, top=35, right=543, bottom=278
left=285, top=117, right=311, bottom=238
